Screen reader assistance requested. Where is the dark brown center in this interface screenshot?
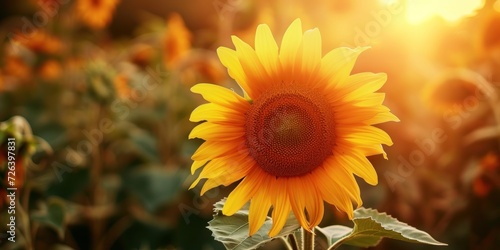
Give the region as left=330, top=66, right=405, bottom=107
left=245, top=86, right=335, bottom=177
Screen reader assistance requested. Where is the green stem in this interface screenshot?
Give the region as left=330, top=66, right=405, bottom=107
left=289, top=233, right=300, bottom=250
left=281, top=237, right=294, bottom=250
left=302, top=227, right=315, bottom=250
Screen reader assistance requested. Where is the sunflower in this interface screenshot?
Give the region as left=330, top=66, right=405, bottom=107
left=76, top=0, right=120, bottom=29
left=14, top=30, right=62, bottom=54
left=113, top=73, right=131, bottom=99
left=422, top=69, right=490, bottom=115
left=163, top=13, right=192, bottom=69
left=38, top=59, right=63, bottom=81
left=189, top=19, right=398, bottom=236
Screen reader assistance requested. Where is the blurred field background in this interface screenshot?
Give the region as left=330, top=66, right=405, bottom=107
left=1, top=0, right=500, bottom=249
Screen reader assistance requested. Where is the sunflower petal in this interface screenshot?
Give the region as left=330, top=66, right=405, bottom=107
left=190, top=160, right=207, bottom=174
left=191, top=83, right=249, bottom=111
left=192, top=139, right=246, bottom=161
left=248, top=176, right=272, bottom=235
left=189, top=122, right=244, bottom=141
left=313, top=167, right=355, bottom=217
left=301, top=28, right=322, bottom=84
left=334, top=103, right=398, bottom=125
left=366, top=110, right=400, bottom=124
left=341, top=73, right=387, bottom=102
left=190, top=103, right=245, bottom=124
left=255, top=24, right=280, bottom=81
left=336, top=153, right=378, bottom=185
left=342, top=125, right=394, bottom=146
left=269, top=178, right=291, bottom=237
left=318, top=159, right=362, bottom=206
left=288, top=177, right=310, bottom=229
left=305, top=182, right=325, bottom=228
left=223, top=170, right=264, bottom=216
left=217, top=47, right=254, bottom=97
left=319, top=46, right=369, bottom=87
left=232, top=35, right=270, bottom=95
left=199, top=155, right=255, bottom=194
left=280, top=19, right=303, bottom=80
left=192, top=141, right=243, bottom=161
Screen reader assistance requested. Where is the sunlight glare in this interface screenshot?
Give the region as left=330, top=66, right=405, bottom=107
left=406, top=0, right=485, bottom=24
left=379, top=0, right=399, bottom=5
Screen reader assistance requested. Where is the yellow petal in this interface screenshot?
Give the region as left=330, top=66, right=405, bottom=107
left=341, top=73, right=387, bottom=102
left=341, top=141, right=388, bottom=159
left=301, top=28, right=322, bottom=84
left=318, top=159, right=362, bottom=206
left=191, top=83, right=249, bottom=112
left=190, top=103, right=245, bottom=124
left=341, top=125, right=394, bottom=146
left=190, top=160, right=207, bottom=174
left=319, top=46, right=369, bottom=87
left=248, top=176, right=272, bottom=235
left=223, top=169, right=263, bottom=215
left=304, top=179, right=324, bottom=228
left=192, top=139, right=246, bottom=161
left=313, top=166, right=355, bottom=217
left=268, top=177, right=291, bottom=237
left=279, top=19, right=303, bottom=80
left=366, top=110, right=400, bottom=124
left=232, top=35, right=270, bottom=96
left=189, top=122, right=244, bottom=141
left=199, top=154, right=255, bottom=194
left=216, top=47, right=253, bottom=97
left=334, top=103, right=398, bottom=125
left=335, top=152, right=378, bottom=185
left=354, top=93, right=386, bottom=107
left=287, top=177, right=310, bottom=229
left=255, top=24, right=280, bottom=82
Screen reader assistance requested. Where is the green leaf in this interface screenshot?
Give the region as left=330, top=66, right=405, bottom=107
left=129, top=130, right=160, bottom=162
left=208, top=198, right=300, bottom=250
left=318, top=207, right=447, bottom=249
left=125, top=166, right=187, bottom=212
left=31, top=197, right=67, bottom=239
left=316, top=225, right=354, bottom=246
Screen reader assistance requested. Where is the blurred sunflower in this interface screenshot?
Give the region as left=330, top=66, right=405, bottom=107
left=14, top=30, right=62, bottom=54
left=189, top=19, right=398, bottom=236
left=113, top=73, right=131, bottom=99
left=76, top=0, right=120, bottom=29
left=129, top=44, right=155, bottom=68
left=38, top=59, right=63, bottom=81
left=3, top=56, right=32, bottom=83
left=473, top=152, right=500, bottom=198
left=423, top=69, right=490, bottom=115
left=175, top=50, right=226, bottom=86
left=163, top=13, right=192, bottom=69
left=480, top=12, right=500, bottom=55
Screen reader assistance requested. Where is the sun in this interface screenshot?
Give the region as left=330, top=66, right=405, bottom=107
left=189, top=19, right=398, bottom=236
left=405, top=0, right=485, bottom=24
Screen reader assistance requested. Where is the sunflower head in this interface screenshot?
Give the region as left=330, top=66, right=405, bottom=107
left=422, top=69, right=489, bottom=115
left=189, top=19, right=398, bottom=237
left=76, top=0, right=120, bottom=29
left=163, top=13, right=192, bottom=69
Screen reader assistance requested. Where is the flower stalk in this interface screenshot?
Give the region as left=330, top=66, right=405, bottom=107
left=302, top=227, right=315, bottom=250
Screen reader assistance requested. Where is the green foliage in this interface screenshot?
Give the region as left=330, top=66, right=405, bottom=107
left=208, top=198, right=300, bottom=250
left=125, top=167, right=187, bottom=212
left=31, top=197, right=67, bottom=239
left=317, top=207, right=447, bottom=249
left=208, top=200, right=446, bottom=250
